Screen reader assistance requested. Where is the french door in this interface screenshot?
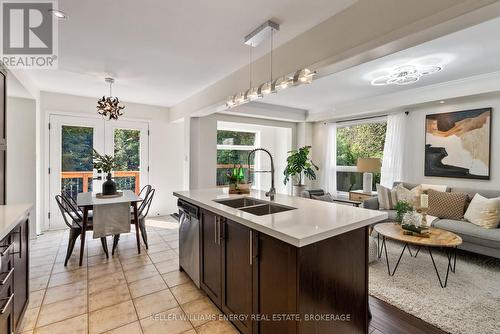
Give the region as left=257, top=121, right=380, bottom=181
left=48, top=114, right=149, bottom=230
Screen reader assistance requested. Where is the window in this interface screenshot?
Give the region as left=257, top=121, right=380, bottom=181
left=336, top=120, right=387, bottom=192
left=216, top=130, right=258, bottom=187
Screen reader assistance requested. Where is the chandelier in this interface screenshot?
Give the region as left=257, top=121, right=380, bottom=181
left=370, top=64, right=442, bottom=86
left=97, top=77, right=125, bottom=120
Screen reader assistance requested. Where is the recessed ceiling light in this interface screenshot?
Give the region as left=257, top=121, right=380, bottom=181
left=439, top=100, right=445, bottom=104
left=49, top=9, right=68, bottom=20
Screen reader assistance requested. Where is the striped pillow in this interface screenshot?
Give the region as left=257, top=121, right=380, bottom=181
left=376, top=184, right=398, bottom=210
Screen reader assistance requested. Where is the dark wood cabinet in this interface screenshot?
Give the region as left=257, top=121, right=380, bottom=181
left=198, top=207, right=369, bottom=334
left=200, top=209, right=222, bottom=306
left=0, top=66, right=6, bottom=205
left=256, top=233, right=298, bottom=334
left=221, top=219, right=254, bottom=334
left=0, top=278, right=13, bottom=334
left=13, top=220, right=29, bottom=327
left=0, top=217, right=29, bottom=334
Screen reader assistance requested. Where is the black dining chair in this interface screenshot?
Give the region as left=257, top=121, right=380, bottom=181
left=62, top=190, right=93, bottom=220
left=55, top=195, right=109, bottom=266
left=112, top=187, right=155, bottom=254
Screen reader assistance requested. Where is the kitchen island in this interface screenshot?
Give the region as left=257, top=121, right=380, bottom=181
left=174, top=189, right=387, bottom=334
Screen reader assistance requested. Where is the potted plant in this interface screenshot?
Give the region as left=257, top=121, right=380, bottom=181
left=93, top=149, right=119, bottom=195
left=225, top=164, right=250, bottom=194
left=283, top=146, right=319, bottom=196
left=395, top=200, right=413, bottom=224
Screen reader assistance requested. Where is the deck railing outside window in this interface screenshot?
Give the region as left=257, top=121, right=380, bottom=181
left=61, top=171, right=140, bottom=200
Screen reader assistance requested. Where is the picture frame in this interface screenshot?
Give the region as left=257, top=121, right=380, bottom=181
left=424, top=108, right=492, bottom=180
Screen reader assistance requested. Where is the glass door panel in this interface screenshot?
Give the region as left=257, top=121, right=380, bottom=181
left=61, top=125, right=94, bottom=201
left=104, top=120, right=149, bottom=196
left=49, top=115, right=104, bottom=230
left=113, top=128, right=141, bottom=194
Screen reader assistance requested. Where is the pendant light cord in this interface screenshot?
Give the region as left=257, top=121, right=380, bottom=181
left=249, top=46, right=253, bottom=88
left=270, top=29, right=274, bottom=82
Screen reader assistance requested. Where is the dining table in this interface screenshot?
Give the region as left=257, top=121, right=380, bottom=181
left=76, top=190, right=143, bottom=266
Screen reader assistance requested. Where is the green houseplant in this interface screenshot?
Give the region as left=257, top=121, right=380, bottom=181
left=283, top=146, right=319, bottom=196
left=395, top=200, right=413, bottom=223
left=93, top=149, right=119, bottom=195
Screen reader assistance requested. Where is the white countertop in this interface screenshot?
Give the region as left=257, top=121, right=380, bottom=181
left=0, top=204, right=32, bottom=241
left=173, top=189, right=387, bottom=247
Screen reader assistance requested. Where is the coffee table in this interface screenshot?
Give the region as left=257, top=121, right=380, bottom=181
left=373, top=222, right=462, bottom=288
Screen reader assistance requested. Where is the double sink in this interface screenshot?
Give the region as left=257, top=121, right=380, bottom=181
left=214, top=197, right=296, bottom=216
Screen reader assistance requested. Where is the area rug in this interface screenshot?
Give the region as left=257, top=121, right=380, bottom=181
left=369, top=239, right=500, bottom=334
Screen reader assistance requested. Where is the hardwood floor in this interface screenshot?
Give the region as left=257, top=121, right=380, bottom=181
left=369, top=296, right=447, bottom=334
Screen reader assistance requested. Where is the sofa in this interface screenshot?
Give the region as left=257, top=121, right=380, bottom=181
left=363, top=182, right=500, bottom=259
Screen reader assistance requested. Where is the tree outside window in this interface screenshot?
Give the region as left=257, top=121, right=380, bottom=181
left=336, top=121, right=386, bottom=192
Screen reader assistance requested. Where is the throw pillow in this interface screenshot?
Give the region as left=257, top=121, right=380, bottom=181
left=427, top=189, right=467, bottom=220
left=311, top=193, right=334, bottom=202
left=464, top=194, right=500, bottom=229
left=376, top=184, right=397, bottom=210
left=421, top=184, right=448, bottom=193
left=395, top=184, right=422, bottom=207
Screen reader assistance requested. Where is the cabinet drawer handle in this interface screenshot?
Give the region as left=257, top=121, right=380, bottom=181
left=0, top=293, right=13, bottom=314
left=217, top=218, right=220, bottom=245
left=0, top=243, right=12, bottom=257
left=249, top=231, right=253, bottom=266
left=214, top=217, right=218, bottom=244
left=0, top=267, right=13, bottom=285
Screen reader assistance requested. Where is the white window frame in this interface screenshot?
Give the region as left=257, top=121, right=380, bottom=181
left=335, top=116, right=387, bottom=194
left=216, top=128, right=261, bottom=189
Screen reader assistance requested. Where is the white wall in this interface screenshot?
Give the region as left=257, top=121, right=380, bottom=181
left=39, top=92, right=184, bottom=231
left=190, top=113, right=297, bottom=193
left=6, top=97, right=37, bottom=236
left=404, top=95, right=500, bottom=190
left=311, top=122, right=328, bottom=189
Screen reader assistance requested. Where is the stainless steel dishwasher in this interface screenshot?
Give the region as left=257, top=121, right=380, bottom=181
left=178, top=199, right=200, bottom=287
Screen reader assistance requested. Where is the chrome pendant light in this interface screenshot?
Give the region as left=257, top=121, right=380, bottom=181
left=225, top=20, right=317, bottom=109
left=97, top=77, right=125, bottom=120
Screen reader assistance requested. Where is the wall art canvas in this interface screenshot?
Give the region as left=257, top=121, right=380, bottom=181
left=425, top=108, right=491, bottom=180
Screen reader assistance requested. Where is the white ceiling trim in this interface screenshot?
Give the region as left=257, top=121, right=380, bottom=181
left=307, top=70, right=500, bottom=122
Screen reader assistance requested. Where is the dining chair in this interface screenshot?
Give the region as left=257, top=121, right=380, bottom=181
left=62, top=190, right=93, bottom=219
left=112, top=187, right=155, bottom=254
left=55, top=195, right=109, bottom=266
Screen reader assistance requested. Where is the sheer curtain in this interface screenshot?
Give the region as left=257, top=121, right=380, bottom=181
left=380, top=112, right=408, bottom=187
left=321, top=123, right=337, bottom=194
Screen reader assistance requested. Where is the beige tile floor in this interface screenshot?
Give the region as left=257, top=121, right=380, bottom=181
left=19, top=216, right=239, bottom=334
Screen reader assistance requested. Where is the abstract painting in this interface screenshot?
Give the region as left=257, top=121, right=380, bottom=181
left=425, top=108, right=491, bottom=180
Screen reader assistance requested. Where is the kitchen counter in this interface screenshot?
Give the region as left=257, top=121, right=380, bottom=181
left=174, top=188, right=387, bottom=247
left=0, top=204, right=31, bottom=241
left=175, top=188, right=381, bottom=333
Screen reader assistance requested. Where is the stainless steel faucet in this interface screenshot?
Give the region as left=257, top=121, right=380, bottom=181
left=247, top=148, right=276, bottom=201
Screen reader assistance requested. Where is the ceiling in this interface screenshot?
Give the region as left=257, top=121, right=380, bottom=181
left=22, top=0, right=356, bottom=107
left=258, top=16, right=500, bottom=115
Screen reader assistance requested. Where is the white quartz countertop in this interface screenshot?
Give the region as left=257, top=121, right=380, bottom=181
left=0, top=204, right=32, bottom=241
left=173, top=189, right=387, bottom=247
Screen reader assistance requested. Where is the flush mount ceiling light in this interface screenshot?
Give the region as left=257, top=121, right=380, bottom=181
left=370, top=64, right=442, bottom=86
left=226, top=20, right=316, bottom=108
left=97, top=78, right=125, bottom=120
left=49, top=9, right=68, bottom=19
